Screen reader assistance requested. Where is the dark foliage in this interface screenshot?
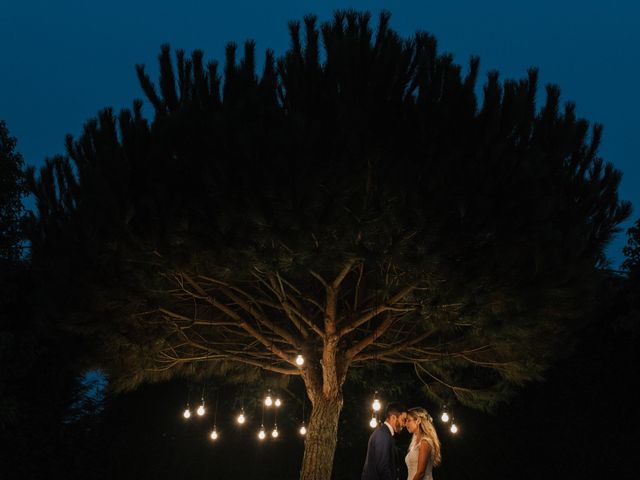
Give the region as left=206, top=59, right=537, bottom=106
left=0, top=120, right=26, bottom=262
left=616, top=218, right=640, bottom=334
left=622, top=218, right=640, bottom=275
left=0, top=121, right=88, bottom=478
left=23, top=11, right=631, bottom=472
left=29, top=11, right=630, bottom=405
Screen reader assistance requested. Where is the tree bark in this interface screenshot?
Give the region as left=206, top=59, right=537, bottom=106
left=299, top=392, right=344, bottom=480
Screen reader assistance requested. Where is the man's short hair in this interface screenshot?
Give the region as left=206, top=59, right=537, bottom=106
left=385, top=402, right=406, bottom=419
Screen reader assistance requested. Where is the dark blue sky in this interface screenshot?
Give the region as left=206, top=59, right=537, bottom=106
left=2, top=0, right=638, bottom=266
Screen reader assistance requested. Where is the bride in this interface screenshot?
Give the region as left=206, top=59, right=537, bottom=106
left=404, top=407, right=442, bottom=480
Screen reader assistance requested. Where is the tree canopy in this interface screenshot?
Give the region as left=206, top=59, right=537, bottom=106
left=0, top=120, right=26, bottom=263
left=28, top=10, right=630, bottom=403
left=24, top=10, right=633, bottom=479
left=1, top=120, right=89, bottom=479
left=623, top=218, right=640, bottom=275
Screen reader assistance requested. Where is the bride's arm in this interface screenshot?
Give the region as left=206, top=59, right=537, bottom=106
left=412, top=438, right=431, bottom=480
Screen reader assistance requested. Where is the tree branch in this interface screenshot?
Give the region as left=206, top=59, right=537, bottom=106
left=339, top=284, right=418, bottom=337
left=352, top=329, right=435, bottom=361
left=325, top=259, right=357, bottom=335
left=331, top=259, right=357, bottom=290
left=345, top=313, right=396, bottom=360
left=178, top=273, right=295, bottom=365
left=268, top=272, right=317, bottom=338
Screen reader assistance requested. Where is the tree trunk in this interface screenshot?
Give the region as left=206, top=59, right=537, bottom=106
left=299, top=393, right=344, bottom=480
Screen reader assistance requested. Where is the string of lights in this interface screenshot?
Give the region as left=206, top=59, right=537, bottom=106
left=179, top=344, right=461, bottom=442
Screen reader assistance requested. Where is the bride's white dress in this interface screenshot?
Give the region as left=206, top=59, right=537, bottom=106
left=405, top=437, right=434, bottom=480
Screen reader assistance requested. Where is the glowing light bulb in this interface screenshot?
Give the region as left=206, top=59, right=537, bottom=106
left=450, top=423, right=458, bottom=434
left=197, top=405, right=206, bottom=416
left=441, top=411, right=449, bottom=423
left=265, top=395, right=273, bottom=407
left=271, top=427, right=279, bottom=438
left=183, top=408, right=191, bottom=419
left=299, top=424, right=307, bottom=435
left=237, top=413, right=246, bottom=424
left=295, top=354, right=305, bottom=366
left=275, top=398, right=282, bottom=407
left=372, top=398, right=381, bottom=412
left=210, top=429, right=218, bottom=440
left=369, top=416, right=378, bottom=428
left=258, top=427, right=266, bottom=440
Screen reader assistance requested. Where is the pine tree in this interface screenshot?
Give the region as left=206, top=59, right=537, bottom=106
left=0, top=120, right=26, bottom=262
left=617, top=218, right=640, bottom=334
left=623, top=218, right=640, bottom=275
left=0, top=121, right=94, bottom=478
left=0, top=120, right=28, bottom=431
left=27, top=11, right=631, bottom=480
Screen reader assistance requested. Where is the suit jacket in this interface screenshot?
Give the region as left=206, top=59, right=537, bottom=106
left=361, top=424, right=399, bottom=480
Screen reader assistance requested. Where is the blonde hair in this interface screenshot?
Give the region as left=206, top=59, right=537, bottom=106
left=407, top=407, right=442, bottom=466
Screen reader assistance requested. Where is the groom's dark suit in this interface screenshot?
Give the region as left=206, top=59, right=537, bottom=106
left=361, top=423, right=399, bottom=480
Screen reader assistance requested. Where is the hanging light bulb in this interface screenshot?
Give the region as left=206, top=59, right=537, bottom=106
left=271, top=425, right=279, bottom=438
left=295, top=354, right=305, bottom=366
left=440, top=407, right=449, bottom=423
left=197, top=404, right=206, bottom=416
left=372, top=392, right=381, bottom=412
left=210, top=428, right=218, bottom=440
left=369, top=415, right=378, bottom=428
left=275, top=397, right=282, bottom=407
left=258, top=425, right=266, bottom=440
left=236, top=409, right=246, bottom=424
left=183, top=407, right=192, bottom=419
left=299, top=423, right=307, bottom=435
left=264, top=389, right=273, bottom=407
left=450, top=422, right=458, bottom=434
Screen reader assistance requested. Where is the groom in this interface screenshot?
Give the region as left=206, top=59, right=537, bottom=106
left=361, top=402, right=407, bottom=480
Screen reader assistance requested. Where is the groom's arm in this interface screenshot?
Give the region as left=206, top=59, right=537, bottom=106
left=372, top=434, right=395, bottom=480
